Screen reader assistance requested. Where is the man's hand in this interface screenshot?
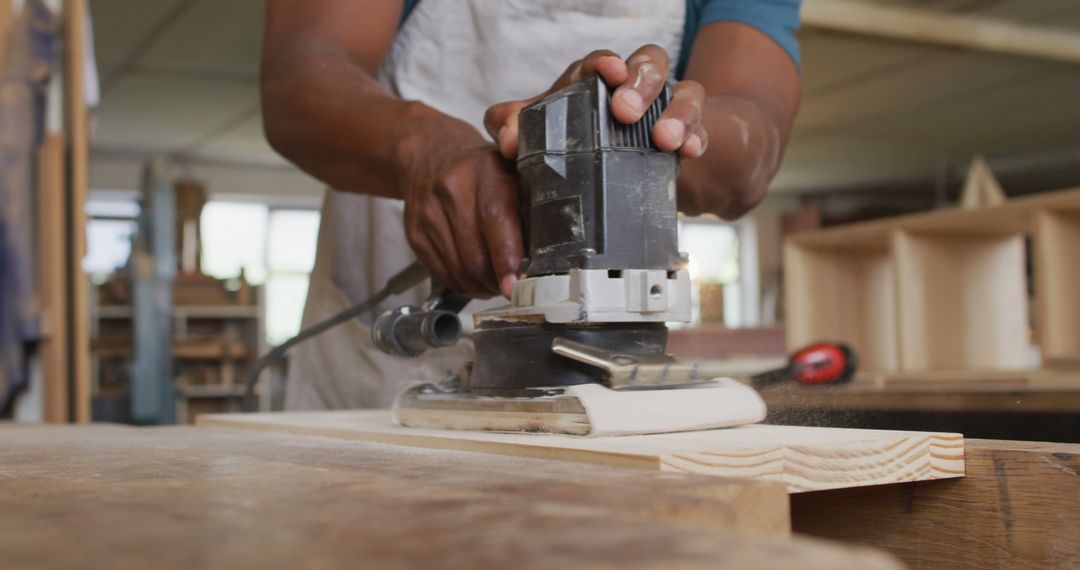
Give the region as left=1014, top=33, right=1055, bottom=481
left=395, top=112, right=523, bottom=299
left=484, top=45, right=708, bottom=161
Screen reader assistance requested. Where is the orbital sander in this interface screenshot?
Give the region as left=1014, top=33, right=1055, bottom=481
left=372, top=75, right=767, bottom=436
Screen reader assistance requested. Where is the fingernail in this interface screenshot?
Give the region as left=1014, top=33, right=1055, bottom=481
left=498, top=126, right=516, bottom=158
left=656, top=119, right=685, bottom=145
left=500, top=274, right=518, bottom=300
left=685, top=134, right=704, bottom=157
left=617, top=89, right=644, bottom=115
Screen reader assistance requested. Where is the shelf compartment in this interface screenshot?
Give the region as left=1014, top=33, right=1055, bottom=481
left=785, top=242, right=898, bottom=372
left=893, top=230, right=1029, bottom=372
left=1034, top=209, right=1080, bottom=363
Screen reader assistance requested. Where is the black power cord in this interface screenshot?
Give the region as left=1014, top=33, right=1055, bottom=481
left=242, top=261, right=430, bottom=411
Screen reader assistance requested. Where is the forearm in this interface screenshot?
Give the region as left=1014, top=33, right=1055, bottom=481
left=677, top=94, right=785, bottom=219
left=261, top=43, right=469, bottom=199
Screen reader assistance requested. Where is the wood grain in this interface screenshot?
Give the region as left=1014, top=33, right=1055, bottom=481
left=0, top=424, right=904, bottom=570
left=792, top=438, right=1080, bottom=569
left=198, top=410, right=965, bottom=493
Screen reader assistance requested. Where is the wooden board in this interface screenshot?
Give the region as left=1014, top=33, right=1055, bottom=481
left=758, top=381, right=1080, bottom=414
left=64, top=0, right=91, bottom=423
left=788, top=186, right=1080, bottom=249
left=1034, top=209, right=1080, bottom=361
left=198, top=410, right=965, bottom=493
left=36, top=135, right=68, bottom=423
left=792, top=438, right=1080, bottom=569
left=0, top=424, right=903, bottom=570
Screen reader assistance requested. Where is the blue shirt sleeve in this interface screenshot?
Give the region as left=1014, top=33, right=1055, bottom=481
left=401, top=0, right=420, bottom=24
left=679, top=0, right=802, bottom=77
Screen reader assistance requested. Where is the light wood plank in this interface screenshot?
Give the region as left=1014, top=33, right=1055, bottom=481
left=0, top=424, right=905, bottom=570
left=198, top=410, right=965, bottom=493
left=792, top=438, right=1080, bottom=569
left=36, top=135, right=68, bottom=423
left=64, top=0, right=90, bottom=422
left=789, top=186, right=1080, bottom=250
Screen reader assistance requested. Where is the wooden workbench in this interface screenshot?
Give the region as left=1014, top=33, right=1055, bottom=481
left=4, top=422, right=1077, bottom=569
left=200, top=411, right=1080, bottom=569
left=0, top=424, right=899, bottom=569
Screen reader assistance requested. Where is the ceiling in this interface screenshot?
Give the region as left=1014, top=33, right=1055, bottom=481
left=87, top=0, right=1080, bottom=197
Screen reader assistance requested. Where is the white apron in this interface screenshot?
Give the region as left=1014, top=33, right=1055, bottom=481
left=285, top=0, right=687, bottom=410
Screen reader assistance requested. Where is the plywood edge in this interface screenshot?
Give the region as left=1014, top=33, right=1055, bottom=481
left=196, top=414, right=662, bottom=471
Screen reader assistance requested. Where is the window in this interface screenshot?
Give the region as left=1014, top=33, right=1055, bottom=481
left=678, top=220, right=742, bottom=328
left=264, top=209, right=320, bottom=345
left=200, top=202, right=319, bottom=345
left=200, top=202, right=270, bottom=284
left=84, top=196, right=140, bottom=283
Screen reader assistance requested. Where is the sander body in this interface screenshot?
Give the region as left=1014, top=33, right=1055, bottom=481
left=379, top=75, right=764, bottom=436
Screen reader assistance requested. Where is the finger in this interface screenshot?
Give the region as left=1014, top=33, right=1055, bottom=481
left=652, top=80, right=705, bottom=154
left=562, top=49, right=627, bottom=88
left=443, top=181, right=500, bottom=296
left=477, top=159, right=525, bottom=299
left=484, top=50, right=624, bottom=140
left=483, top=100, right=530, bottom=159
left=611, top=44, right=669, bottom=124
left=420, top=199, right=488, bottom=296
left=433, top=166, right=500, bottom=295
left=484, top=50, right=629, bottom=160
left=405, top=215, right=453, bottom=292
left=680, top=123, right=709, bottom=159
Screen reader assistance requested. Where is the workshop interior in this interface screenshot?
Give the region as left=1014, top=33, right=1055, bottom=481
left=2, top=0, right=1079, bottom=568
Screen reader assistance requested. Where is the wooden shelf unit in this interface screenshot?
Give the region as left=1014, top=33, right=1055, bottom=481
left=90, top=287, right=266, bottom=424
left=785, top=187, right=1080, bottom=374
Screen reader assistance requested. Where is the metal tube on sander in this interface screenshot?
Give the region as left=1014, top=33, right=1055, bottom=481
left=372, top=306, right=462, bottom=358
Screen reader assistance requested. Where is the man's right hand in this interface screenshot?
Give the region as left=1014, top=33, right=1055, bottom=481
left=395, top=110, right=524, bottom=299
